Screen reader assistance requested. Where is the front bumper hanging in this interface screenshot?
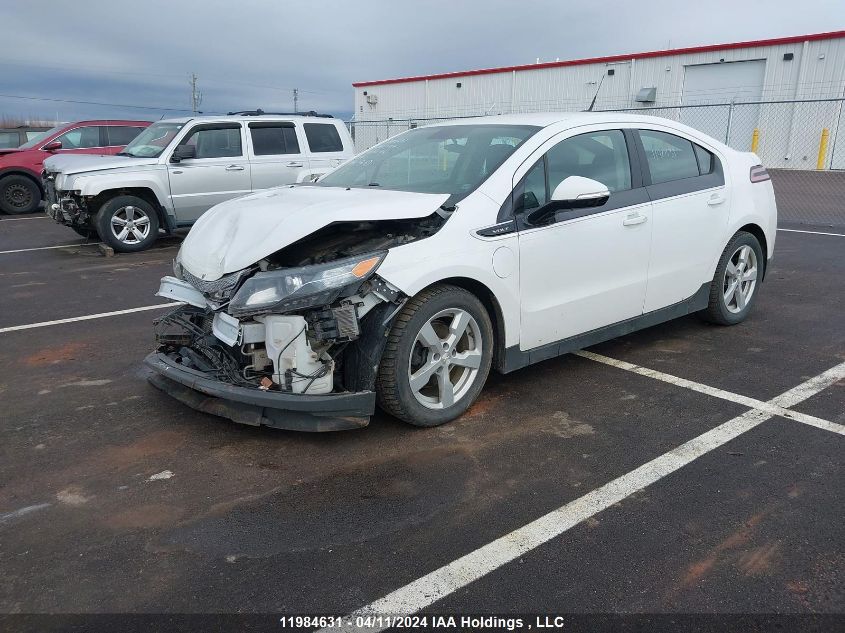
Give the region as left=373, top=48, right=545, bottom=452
left=144, top=351, right=375, bottom=432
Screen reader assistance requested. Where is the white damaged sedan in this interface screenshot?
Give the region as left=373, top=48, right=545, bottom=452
left=147, top=112, right=777, bottom=431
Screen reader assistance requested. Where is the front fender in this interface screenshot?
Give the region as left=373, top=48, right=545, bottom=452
left=71, top=170, right=171, bottom=210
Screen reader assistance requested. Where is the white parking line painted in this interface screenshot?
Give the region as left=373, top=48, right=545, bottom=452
left=777, top=228, right=845, bottom=237
left=323, top=361, right=845, bottom=631
left=0, top=302, right=182, bottom=334
left=0, top=242, right=102, bottom=255
left=0, top=216, right=49, bottom=222
left=575, top=350, right=845, bottom=436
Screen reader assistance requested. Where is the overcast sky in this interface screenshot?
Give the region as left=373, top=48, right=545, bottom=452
left=1, top=0, right=842, bottom=123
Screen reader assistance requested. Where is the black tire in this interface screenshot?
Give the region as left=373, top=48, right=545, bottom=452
left=376, top=284, right=494, bottom=427
left=94, top=195, right=159, bottom=253
left=702, top=231, right=764, bottom=326
left=0, top=175, right=41, bottom=214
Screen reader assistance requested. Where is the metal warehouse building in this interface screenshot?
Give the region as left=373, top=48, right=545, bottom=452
left=350, top=31, right=845, bottom=169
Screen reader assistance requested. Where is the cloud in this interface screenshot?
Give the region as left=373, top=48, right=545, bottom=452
left=2, top=0, right=842, bottom=122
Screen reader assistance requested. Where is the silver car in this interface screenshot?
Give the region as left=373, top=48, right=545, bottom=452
left=43, top=110, right=354, bottom=252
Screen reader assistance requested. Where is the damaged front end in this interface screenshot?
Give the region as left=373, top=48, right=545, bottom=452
left=145, top=214, right=445, bottom=431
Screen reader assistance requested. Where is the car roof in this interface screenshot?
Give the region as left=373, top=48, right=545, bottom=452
left=154, top=114, right=340, bottom=125
left=60, top=120, right=153, bottom=127
left=425, top=111, right=689, bottom=129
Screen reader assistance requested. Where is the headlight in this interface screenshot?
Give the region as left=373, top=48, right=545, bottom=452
left=172, top=255, right=184, bottom=279
left=229, top=252, right=386, bottom=316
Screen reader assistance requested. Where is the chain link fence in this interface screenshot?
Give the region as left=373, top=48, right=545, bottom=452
left=347, top=98, right=845, bottom=228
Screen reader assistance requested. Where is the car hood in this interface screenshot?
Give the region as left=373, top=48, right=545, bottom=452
left=179, top=185, right=450, bottom=281
left=44, top=154, right=159, bottom=175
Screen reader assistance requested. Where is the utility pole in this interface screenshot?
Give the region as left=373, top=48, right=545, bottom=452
left=293, top=88, right=298, bottom=113
left=189, top=73, right=203, bottom=114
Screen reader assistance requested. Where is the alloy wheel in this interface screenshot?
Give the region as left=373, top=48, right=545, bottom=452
left=407, top=308, right=483, bottom=410
left=723, top=244, right=758, bottom=314
left=110, top=205, right=151, bottom=245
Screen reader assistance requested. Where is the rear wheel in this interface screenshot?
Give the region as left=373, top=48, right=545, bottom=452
left=702, top=231, right=764, bottom=325
left=0, top=175, right=41, bottom=214
left=95, top=195, right=159, bottom=252
left=376, top=285, right=493, bottom=427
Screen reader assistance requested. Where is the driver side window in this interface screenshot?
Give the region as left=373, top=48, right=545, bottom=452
left=546, top=130, right=631, bottom=195
left=55, top=126, right=102, bottom=149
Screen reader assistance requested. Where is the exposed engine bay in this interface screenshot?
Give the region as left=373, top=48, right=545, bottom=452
left=152, top=212, right=447, bottom=401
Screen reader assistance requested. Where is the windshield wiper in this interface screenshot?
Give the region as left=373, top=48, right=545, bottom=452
left=116, top=151, right=132, bottom=156
left=367, top=182, right=380, bottom=187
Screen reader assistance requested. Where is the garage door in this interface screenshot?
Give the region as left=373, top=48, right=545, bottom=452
left=680, top=60, right=766, bottom=148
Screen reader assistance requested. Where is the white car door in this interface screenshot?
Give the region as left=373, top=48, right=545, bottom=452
left=301, top=121, right=350, bottom=175
left=246, top=121, right=312, bottom=189
left=636, top=128, right=731, bottom=312
left=517, top=129, right=653, bottom=351
left=167, top=123, right=251, bottom=223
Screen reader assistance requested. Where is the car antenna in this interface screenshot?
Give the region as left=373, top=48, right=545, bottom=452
left=584, top=75, right=605, bottom=112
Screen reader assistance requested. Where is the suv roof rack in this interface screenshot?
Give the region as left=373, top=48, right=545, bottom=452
left=226, top=109, right=334, bottom=118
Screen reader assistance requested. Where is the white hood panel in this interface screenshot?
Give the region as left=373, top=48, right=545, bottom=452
left=179, top=186, right=450, bottom=280
left=44, top=154, right=159, bottom=175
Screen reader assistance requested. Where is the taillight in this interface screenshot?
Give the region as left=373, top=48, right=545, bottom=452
left=750, top=165, right=770, bottom=183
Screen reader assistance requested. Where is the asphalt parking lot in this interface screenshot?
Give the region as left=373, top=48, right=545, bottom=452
left=0, top=196, right=843, bottom=630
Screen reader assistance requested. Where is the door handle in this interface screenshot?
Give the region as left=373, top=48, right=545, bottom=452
left=286, top=161, right=304, bottom=168
left=225, top=165, right=245, bottom=171
left=707, top=193, right=726, bottom=206
left=171, top=170, right=183, bottom=175
left=622, top=213, right=648, bottom=227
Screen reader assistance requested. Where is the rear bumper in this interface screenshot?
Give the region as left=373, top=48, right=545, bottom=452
left=144, top=351, right=374, bottom=432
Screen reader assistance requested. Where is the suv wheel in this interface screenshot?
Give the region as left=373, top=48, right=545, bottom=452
left=95, top=195, right=159, bottom=253
left=702, top=231, right=764, bottom=325
left=0, top=175, right=41, bottom=214
left=376, top=284, right=493, bottom=427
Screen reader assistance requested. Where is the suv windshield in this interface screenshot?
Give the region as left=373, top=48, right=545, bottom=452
left=18, top=125, right=65, bottom=150
left=317, top=124, right=539, bottom=202
left=118, top=122, right=185, bottom=158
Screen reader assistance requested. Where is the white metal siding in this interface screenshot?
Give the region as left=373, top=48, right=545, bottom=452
left=353, top=37, right=845, bottom=117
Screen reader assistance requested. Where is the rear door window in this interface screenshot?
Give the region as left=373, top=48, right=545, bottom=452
left=639, top=130, right=700, bottom=184
left=303, top=123, right=343, bottom=153
left=249, top=123, right=301, bottom=155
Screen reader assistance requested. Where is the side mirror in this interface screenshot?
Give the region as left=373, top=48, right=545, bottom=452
left=43, top=141, right=62, bottom=151
left=526, top=176, right=610, bottom=225
left=171, top=144, right=196, bottom=162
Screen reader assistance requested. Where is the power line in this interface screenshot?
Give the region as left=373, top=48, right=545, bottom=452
left=0, top=92, right=211, bottom=113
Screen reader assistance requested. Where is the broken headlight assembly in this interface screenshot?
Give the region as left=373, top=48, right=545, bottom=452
left=228, top=252, right=386, bottom=316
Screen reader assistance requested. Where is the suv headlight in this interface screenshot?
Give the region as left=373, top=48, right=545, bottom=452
left=229, top=252, right=386, bottom=316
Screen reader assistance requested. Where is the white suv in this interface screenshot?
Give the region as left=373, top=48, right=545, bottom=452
left=147, top=113, right=777, bottom=431
left=43, top=111, right=354, bottom=252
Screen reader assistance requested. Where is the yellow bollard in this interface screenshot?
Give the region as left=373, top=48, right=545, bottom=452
left=751, top=128, right=760, bottom=153
left=817, top=128, right=830, bottom=170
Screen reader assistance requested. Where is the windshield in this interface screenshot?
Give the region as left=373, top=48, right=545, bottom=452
left=317, top=124, right=539, bottom=202
left=18, top=125, right=64, bottom=150
left=118, top=122, right=185, bottom=158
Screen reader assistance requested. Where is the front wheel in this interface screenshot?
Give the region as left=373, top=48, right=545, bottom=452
left=376, top=285, right=494, bottom=427
left=702, top=231, right=764, bottom=325
left=0, top=175, right=41, bottom=215
left=95, top=195, right=159, bottom=253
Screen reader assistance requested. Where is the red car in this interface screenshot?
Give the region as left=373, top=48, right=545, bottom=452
left=0, top=119, right=150, bottom=214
